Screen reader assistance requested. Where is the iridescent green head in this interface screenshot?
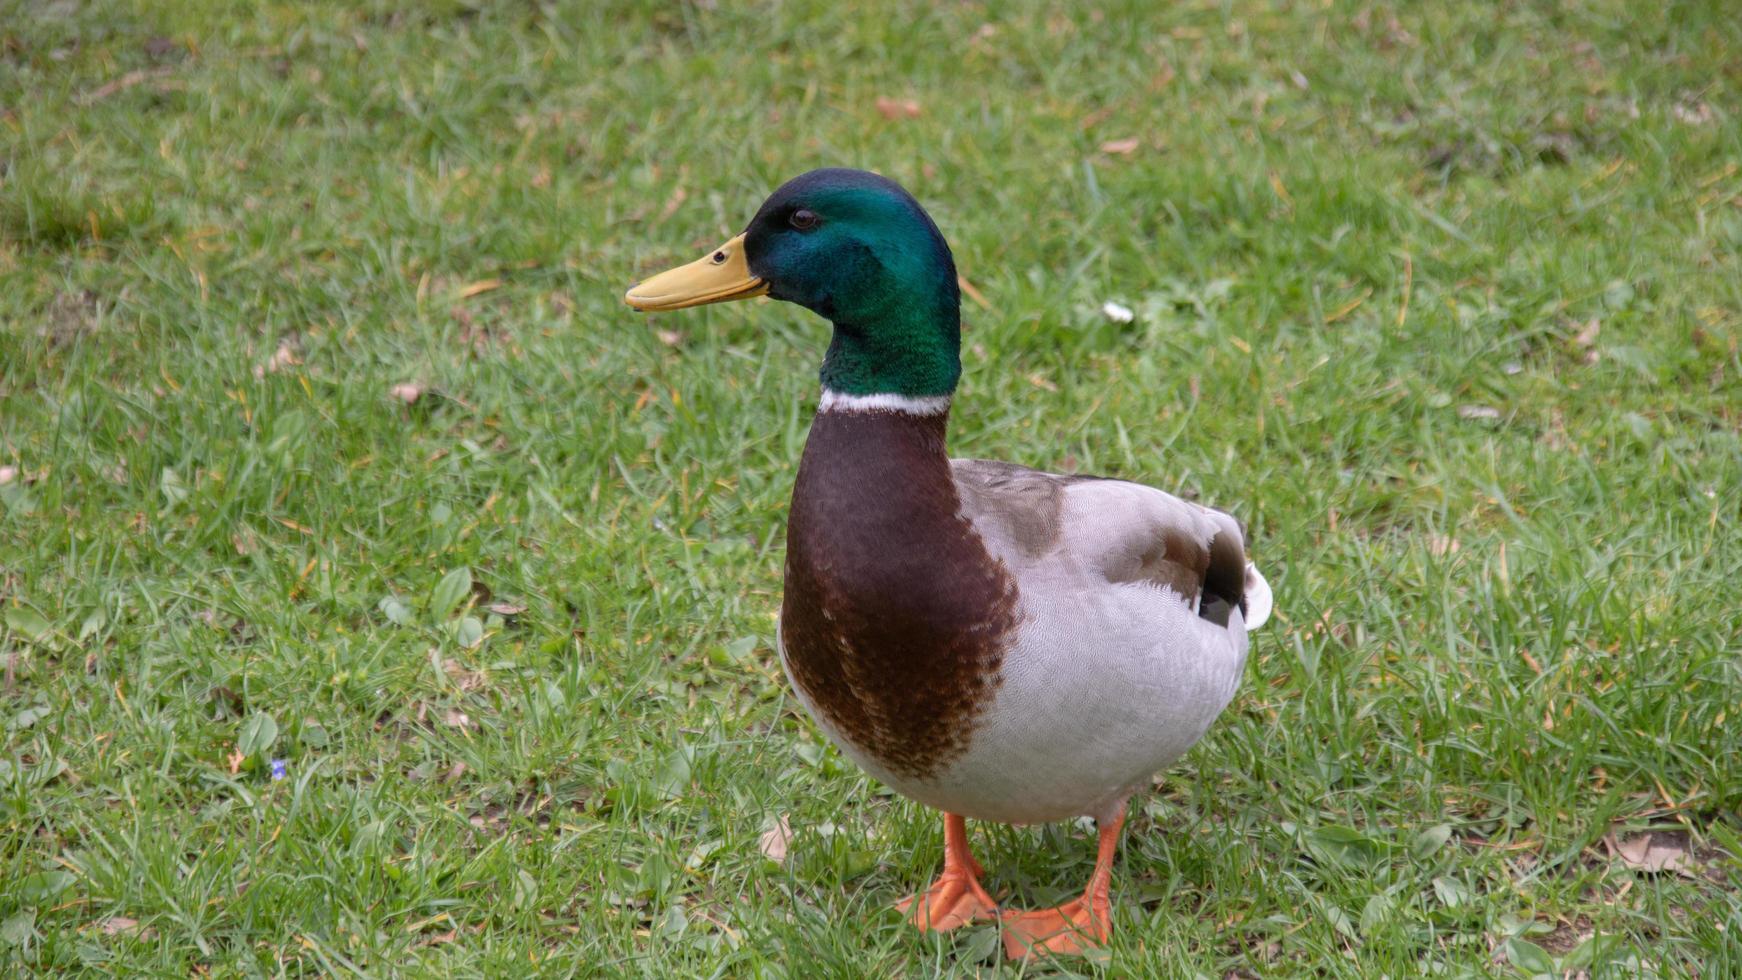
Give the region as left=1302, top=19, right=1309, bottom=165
left=626, top=169, right=962, bottom=399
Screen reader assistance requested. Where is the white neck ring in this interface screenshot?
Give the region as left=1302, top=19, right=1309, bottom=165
left=818, top=388, right=953, bottom=416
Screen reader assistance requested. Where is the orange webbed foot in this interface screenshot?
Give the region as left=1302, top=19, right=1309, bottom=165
left=1000, top=896, right=1110, bottom=958
left=896, top=865, right=1000, bottom=932
left=1000, top=803, right=1127, bottom=960
left=897, top=813, right=999, bottom=933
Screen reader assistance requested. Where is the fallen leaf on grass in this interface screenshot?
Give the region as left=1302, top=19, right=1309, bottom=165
left=1608, top=831, right=1694, bottom=876
left=956, top=274, right=991, bottom=311
left=254, top=340, right=300, bottom=379
left=443, top=709, right=472, bottom=730
left=459, top=279, right=502, bottom=298
left=0, top=466, right=14, bottom=485
left=1099, top=137, right=1141, bottom=155
left=1571, top=318, right=1602, bottom=364
left=97, top=919, right=155, bottom=939
left=875, top=97, right=922, bottom=120
left=485, top=601, right=527, bottom=616
left=656, top=185, right=688, bottom=223
left=441, top=658, right=490, bottom=692
left=759, top=816, right=793, bottom=862
left=1457, top=405, right=1501, bottom=421
left=1673, top=101, right=1714, bottom=126
left=99, top=916, right=136, bottom=934
left=143, top=36, right=181, bottom=60
left=1428, top=534, right=1461, bottom=556
left=1323, top=289, right=1371, bottom=323
left=389, top=382, right=425, bottom=404
left=76, top=66, right=174, bottom=106
left=1101, top=300, right=1135, bottom=323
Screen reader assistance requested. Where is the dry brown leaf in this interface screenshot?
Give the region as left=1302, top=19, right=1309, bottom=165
left=255, top=340, right=300, bottom=378
left=1078, top=105, right=1117, bottom=131
left=1609, top=832, right=1694, bottom=876
left=1673, top=101, right=1714, bottom=126
left=1572, top=318, right=1601, bottom=347
left=657, top=185, right=689, bottom=222
left=759, top=816, right=793, bottom=862
left=1099, top=137, right=1141, bottom=155
left=486, top=601, right=527, bottom=616
left=443, top=661, right=488, bottom=693
left=875, top=97, right=922, bottom=120
left=443, top=709, right=472, bottom=730
left=459, top=279, right=502, bottom=298
left=227, top=749, right=244, bottom=774
left=77, top=66, right=174, bottom=106
left=956, top=273, right=991, bottom=311
left=1458, top=405, right=1501, bottom=421
left=390, top=381, right=425, bottom=404
left=268, top=341, right=299, bottom=371
left=99, top=916, right=142, bottom=936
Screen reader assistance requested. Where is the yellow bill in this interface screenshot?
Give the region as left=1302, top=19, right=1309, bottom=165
left=624, top=233, right=769, bottom=311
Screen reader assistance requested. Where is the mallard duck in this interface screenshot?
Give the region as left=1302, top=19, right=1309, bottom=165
left=626, top=168, right=1271, bottom=958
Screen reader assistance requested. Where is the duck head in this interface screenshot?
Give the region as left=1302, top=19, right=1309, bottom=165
left=626, top=168, right=962, bottom=399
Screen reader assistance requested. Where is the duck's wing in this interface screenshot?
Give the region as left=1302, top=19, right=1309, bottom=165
left=950, top=459, right=1271, bottom=631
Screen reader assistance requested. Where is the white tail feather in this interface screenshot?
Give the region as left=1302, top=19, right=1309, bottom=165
left=1243, top=563, right=1272, bottom=630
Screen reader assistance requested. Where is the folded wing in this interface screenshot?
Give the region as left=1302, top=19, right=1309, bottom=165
left=952, top=459, right=1270, bottom=631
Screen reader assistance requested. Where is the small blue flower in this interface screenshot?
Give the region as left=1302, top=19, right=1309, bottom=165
left=270, top=759, right=288, bottom=781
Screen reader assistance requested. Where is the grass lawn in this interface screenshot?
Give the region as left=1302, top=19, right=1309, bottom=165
left=3, top=0, right=1740, bottom=975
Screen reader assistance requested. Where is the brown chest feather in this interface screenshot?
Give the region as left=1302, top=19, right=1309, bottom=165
left=780, top=410, right=1018, bottom=780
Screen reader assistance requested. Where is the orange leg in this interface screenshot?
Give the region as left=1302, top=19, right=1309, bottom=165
left=896, top=813, right=999, bottom=932
left=1001, top=805, right=1126, bottom=959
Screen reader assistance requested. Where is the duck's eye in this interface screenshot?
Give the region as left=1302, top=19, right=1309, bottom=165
left=711, top=251, right=727, bottom=264
left=789, top=208, right=820, bottom=231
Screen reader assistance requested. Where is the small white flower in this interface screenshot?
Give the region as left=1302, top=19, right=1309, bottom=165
left=1101, top=301, right=1135, bottom=323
